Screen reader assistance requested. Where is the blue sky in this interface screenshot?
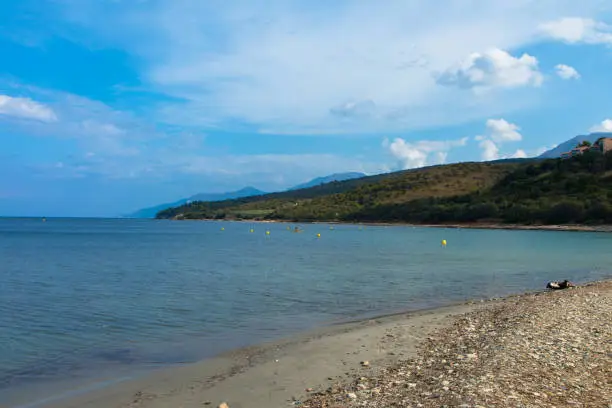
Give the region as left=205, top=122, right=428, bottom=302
left=2, top=0, right=612, bottom=217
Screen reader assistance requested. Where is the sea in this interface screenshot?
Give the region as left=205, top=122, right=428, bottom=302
left=1, top=217, right=610, bottom=406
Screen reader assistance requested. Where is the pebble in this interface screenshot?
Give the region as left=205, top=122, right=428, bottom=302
left=347, top=392, right=357, bottom=399
left=360, top=360, right=370, bottom=367
left=300, top=282, right=612, bottom=407
left=218, top=403, right=229, bottom=408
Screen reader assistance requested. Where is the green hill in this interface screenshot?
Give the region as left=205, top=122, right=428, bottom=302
left=156, top=161, right=524, bottom=221
left=158, top=152, right=612, bottom=225
left=349, top=151, right=612, bottom=225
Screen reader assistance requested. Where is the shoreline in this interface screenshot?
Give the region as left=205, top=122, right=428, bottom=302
left=163, top=217, right=612, bottom=233
left=7, top=301, right=487, bottom=408
left=9, top=279, right=610, bottom=408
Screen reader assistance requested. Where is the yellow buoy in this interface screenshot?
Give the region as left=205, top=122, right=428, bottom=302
left=250, top=229, right=254, bottom=233
left=221, top=227, right=225, bottom=231
left=266, top=230, right=270, bottom=235
left=441, top=239, right=447, bottom=246
left=316, top=233, right=321, bottom=238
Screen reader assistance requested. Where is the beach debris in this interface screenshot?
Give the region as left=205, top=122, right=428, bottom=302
left=546, top=280, right=576, bottom=290
left=218, top=403, right=229, bottom=408
left=360, top=360, right=370, bottom=367
left=305, top=388, right=314, bottom=392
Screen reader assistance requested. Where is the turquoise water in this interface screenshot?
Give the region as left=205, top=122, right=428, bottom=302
left=1, top=218, right=611, bottom=405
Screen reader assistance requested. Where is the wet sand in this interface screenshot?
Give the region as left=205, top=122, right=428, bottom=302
left=9, top=303, right=487, bottom=408
left=9, top=282, right=610, bottom=408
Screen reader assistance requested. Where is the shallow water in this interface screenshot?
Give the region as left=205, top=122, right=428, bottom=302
left=1, top=218, right=610, bottom=405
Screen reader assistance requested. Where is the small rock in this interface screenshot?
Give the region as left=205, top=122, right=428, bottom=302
left=218, top=403, right=229, bottom=408
left=347, top=392, right=357, bottom=399
left=305, top=388, right=313, bottom=392
left=360, top=361, right=370, bottom=367
left=203, top=402, right=211, bottom=406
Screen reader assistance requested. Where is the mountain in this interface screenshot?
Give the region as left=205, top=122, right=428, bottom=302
left=128, top=173, right=365, bottom=219
left=288, top=172, right=367, bottom=190
left=156, top=161, right=519, bottom=220
left=539, top=132, right=612, bottom=158
left=157, top=152, right=612, bottom=226
left=126, top=187, right=266, bottom=218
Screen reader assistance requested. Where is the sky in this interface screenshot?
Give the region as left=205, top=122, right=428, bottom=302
left=2, top=0, right=612, bottom=217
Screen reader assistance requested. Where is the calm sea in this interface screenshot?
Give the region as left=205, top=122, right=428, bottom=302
left=1, top=218, right=610, bottom=406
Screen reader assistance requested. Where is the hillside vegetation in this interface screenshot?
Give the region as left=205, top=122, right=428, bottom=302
left=350, top=151, right=612, bottom=225
left=156, top=161, right=521, bottom=221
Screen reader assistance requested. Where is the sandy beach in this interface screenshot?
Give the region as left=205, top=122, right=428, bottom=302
left=10, top=280, right=610, bottom=408
left=15, top=303, right=481, bottom=408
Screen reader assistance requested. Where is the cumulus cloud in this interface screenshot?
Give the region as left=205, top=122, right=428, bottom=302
left=435, top=48, right=543, bottom=90
left=0, top=95, right=57, bottom=122
left=486, top=118, right=522, bottom=142
left=555, top=64, right=580, bottom=79
left=509, top=149, right=528, bottom=158
left=589, top=119, right=612, bottom=133
left=539, top=17, right=612, bottom=45
left=384, top=136, right=468, bottom=169
left=476, top=118, right=523, bottom=160
left=479, top=139, right=499, bottom=161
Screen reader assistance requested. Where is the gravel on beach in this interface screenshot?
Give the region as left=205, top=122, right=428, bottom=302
left=302, top=281, right=612, bottom=408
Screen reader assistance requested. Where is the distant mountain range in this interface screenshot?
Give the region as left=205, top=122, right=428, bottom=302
left=539, top=132, right=612, bottom=158
left=288, top=172, right=367, bottom=190
left=126, top=187, right=266, bottom=219
left=126, top=172, right=367, bottom=218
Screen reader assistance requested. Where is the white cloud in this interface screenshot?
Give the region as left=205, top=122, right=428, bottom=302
left=51, top=0, right=602, bottom=134
left=0, top=95, right=57, bottom=122
left=0, top=82, right=160, bottom=158
left=555, top=64, right=580, bottom=79
left=385, top=136, right=468, bottom=169
left=479, top=139, right=500, bottom=161
left=486, top=118, right=522, bottom=142
left=436, top=48, right=543, bottom=90
left=539, top=17, right=612, bottom=45
left=510, top=149, right=527, bottom=158
left=589, top=119, right=612, bottom=133
left=476, top=118, right=523, bottom=160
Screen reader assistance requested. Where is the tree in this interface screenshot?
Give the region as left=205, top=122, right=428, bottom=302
left=578, top=140, right=592, bottom=147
